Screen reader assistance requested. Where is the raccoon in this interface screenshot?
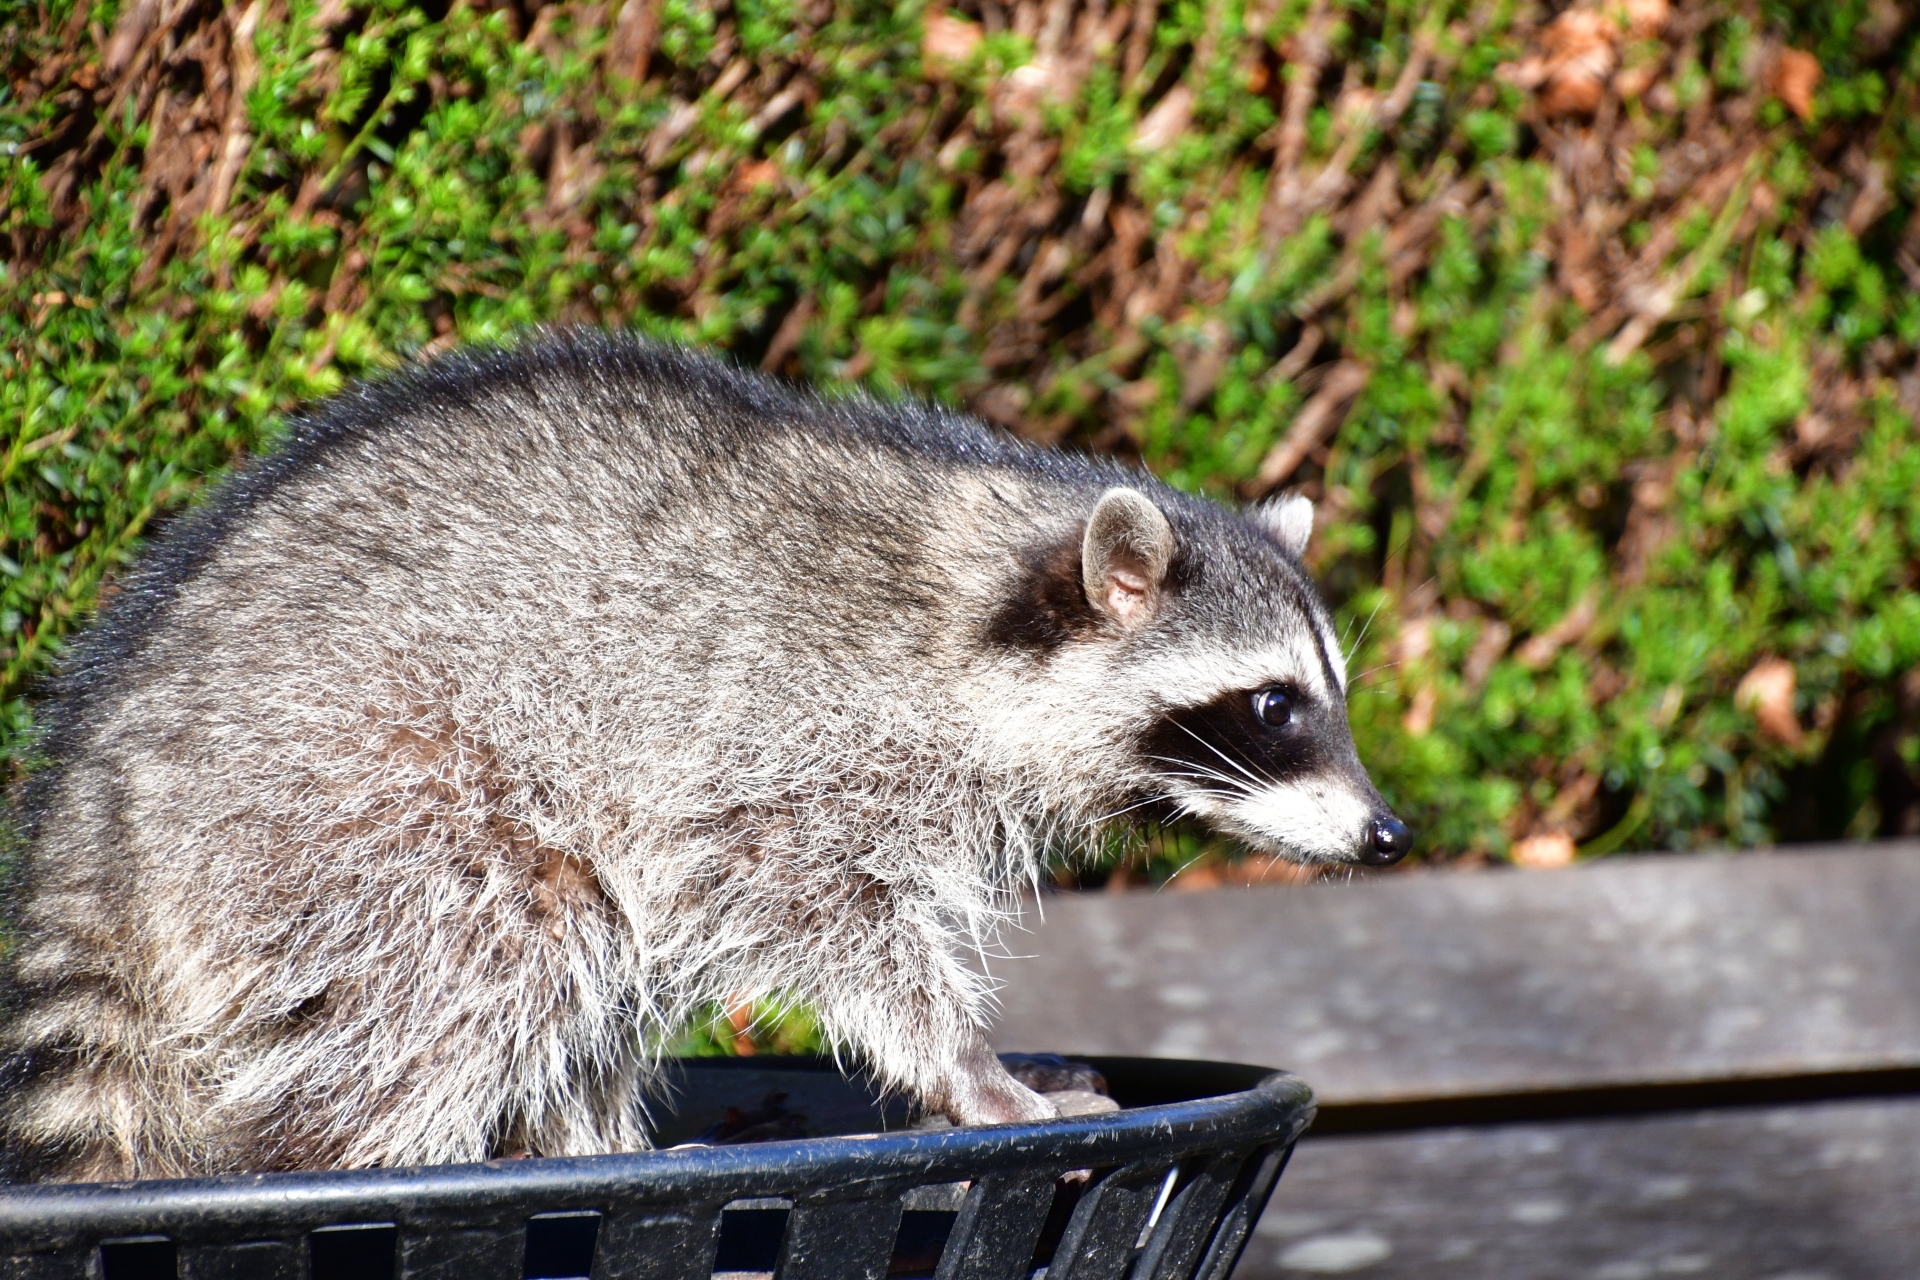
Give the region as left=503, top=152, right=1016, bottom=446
left=0, top=332, right=1407, bottom=1181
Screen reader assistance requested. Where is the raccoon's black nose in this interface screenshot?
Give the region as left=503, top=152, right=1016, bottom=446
left=1361, top=816, right=1412, bottom=866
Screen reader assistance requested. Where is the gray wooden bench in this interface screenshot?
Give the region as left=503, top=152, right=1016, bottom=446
left=990, top=841, right=1920, bottom=1279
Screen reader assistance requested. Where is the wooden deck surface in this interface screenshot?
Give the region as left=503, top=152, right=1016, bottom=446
left=990, top=841, right=1920, bottom=1278
left=1249, top=1096, right=1920, bottom=1279
left=993, top=842, right=1920, bottom=1103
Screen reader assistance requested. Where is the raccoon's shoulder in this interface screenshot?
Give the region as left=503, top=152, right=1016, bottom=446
left=21, top=335, right=758, bottom=775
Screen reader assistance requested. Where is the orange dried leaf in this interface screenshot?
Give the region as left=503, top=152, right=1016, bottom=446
left=1531, top=9, right=1619, bottom=118
left=1512, top=833, right=1577, bottom=869
left=1771, top=48, right=1821, bottom=121
left=1542, top=9, right=1616, bottom=58
left=1736, top=657, right=1803, bottom=747
left=1402, top=685, right=1436, bottom=736
left=1613, top=0, right=1669, bottom=40
left=1614, top=61, right=1658, bottom=100
left=994, top=55, right=1075, bottom=124
left=1168, top=860, right=1224, bottom=891
left=922, top=13, right=982, bottom=78
left=730, top=158, right=780, bottom=191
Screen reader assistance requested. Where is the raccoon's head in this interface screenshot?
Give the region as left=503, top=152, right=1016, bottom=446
left=986, top=484, right=1410, bottom=868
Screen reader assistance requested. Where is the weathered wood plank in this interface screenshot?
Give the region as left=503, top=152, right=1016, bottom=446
left=1243, top=1096, right=1920, bottom=1279
left=993, top=842, right=1920, bottom=1102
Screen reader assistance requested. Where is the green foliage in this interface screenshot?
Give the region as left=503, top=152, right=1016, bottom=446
left=3, top=0, right=1920, bottom=887
left=663, top=996, right=827, bottom=1058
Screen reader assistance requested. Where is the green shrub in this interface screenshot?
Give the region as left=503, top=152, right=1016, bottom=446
left=4, top=0, right=1919, bottom=882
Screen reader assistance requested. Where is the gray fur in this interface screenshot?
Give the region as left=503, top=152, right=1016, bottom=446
left=1, top=333, right=1397, bottom=1181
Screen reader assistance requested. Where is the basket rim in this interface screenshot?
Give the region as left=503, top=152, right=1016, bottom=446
left=0, top=1056, right=1315, bottom=1250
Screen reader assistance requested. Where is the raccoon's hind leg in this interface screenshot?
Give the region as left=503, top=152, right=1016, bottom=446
left=271, top=745, right=653, bottom=1170
left=10, top=704, right=653, bottom=1176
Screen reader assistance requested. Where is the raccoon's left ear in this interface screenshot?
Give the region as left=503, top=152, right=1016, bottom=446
left=1249, top=493, right=1314, bottom=558
left=1083, top=487, right=1176, bottom=628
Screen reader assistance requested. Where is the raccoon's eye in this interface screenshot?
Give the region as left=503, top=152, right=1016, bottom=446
left=1251, top=687, right=1293, bottom=728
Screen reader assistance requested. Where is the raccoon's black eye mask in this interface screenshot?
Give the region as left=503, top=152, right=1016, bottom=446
left=1140, top=683, right=1324, bottom=794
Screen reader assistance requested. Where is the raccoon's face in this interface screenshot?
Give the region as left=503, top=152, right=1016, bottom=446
left=986, top=485, right=1410, bottom=867
left=1136, top=659, right=1410, bottom=868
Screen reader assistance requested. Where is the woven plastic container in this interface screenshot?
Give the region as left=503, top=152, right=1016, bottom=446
left=0, top=1055, right=1314, bottom=1280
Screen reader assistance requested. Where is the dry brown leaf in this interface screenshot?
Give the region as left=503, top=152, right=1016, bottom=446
left=1515, top=589, right=1600, bottom=669
left=730, top=158, right=781, bottom=191
left=1511, top=832, right=1577, bottom=869
left=922, top=12, right=982, bottom=78
left=1771, top=47, right=1821, bottom=121
left=1736, top=657, right=1803, bottom=747
left=725, top=996, right=758, bottom=1056
left=995, top=55, right=1076, bottom=124
left=1133, top=83, right=1192, bottom=152
left=1168, top=861, right=1224, bottom=891
left=1392, top=616, right=1434, bottom=667
left=1612, top=0, right=1669, bottom=40
left=1247, top=360, right=1370, bottom=494
left=1845, top=158, right=1891, bottom=236
left=1540, top=11, right=1617, bottom=116
left=1402, top=685, right=1437, bottom=736
left=1173, top=315, right=1230, bottom=407
left=1614, top=62, right=1658, bottom=99
left=1223, top=855, right=1322, bottom=887
left=1511, top=6, right=1634, bottom=118
left=607, top=0, right=660, bottom=82
left=1463, top=619, right=1512, bottom=689
left=102, top=0, right=162, bottom=77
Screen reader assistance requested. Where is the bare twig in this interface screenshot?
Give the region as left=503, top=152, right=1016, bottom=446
left=206, top=1, right=262, bottom=219
left=1247, top=360, right=1369, bottom=494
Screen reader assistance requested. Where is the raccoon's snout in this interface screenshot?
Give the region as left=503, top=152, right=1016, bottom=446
left=1361, top=814, right=1412, bottom=866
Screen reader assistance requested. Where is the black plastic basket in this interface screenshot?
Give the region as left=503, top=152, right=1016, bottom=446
left=0, top=1055, right=1314, bottom=1280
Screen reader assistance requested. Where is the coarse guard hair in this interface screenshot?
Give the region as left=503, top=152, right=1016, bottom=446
left=0, top=331, right=1406, bottom=1180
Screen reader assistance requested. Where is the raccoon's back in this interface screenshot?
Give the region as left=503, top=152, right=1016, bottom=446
left=0, top=333, right=1091, bottom=1179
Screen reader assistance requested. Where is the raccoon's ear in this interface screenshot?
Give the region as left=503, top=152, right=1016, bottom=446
left=1082, top=488, right=1176, bottom=627
left=1250, top=493, right=1314, bottom=558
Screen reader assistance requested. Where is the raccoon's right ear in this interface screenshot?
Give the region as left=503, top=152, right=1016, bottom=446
left=1082, top=488, right=1176, bottom=627
left=1249, top=493, right=1314, bottom=558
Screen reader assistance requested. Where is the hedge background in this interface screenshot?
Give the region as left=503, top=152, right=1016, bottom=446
left=3, top=0, right=1919, bottom=884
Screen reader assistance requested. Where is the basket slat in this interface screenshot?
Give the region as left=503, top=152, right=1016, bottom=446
left=0, top=1249, right=90, bottom=1280
left=929, top=1172, right=1056, bottom=1280
left=775, top=1196, right=902, bottom=1280
left=591, top=1204, right=721, bottom=1280
left=400, top=1221, right=525, bottom=1280
left=1132, top=1152, right=1242, bottom=1280
left=180, top=1237, right=307, bottom=1280
left=1045, top=1160, right=1172, bottom=1280
left=1189, top=1145, right=1290, bottom=1280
